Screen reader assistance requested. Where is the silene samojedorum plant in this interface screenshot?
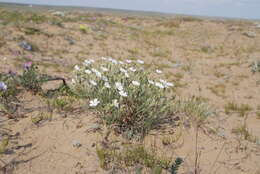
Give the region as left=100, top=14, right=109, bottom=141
left=71, top=57, right=175, bottom=139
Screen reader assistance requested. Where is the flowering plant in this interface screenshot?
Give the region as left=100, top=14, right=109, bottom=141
left=0, top=72, right=20, bottom=115
left=19, top=62, right=48, bottom=92
left=71, top=57, right=175, bottom=139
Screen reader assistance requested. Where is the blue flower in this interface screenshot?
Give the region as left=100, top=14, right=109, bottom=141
left=0, top=81, right=7, bottom=91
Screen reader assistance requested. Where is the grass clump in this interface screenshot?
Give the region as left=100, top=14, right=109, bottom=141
left=49, top=96, right=77, bottom=111
left=251, top=60, right=260, bottom=73
left=232, top=124, right=256, bottom=142
left=174, top=97, right=213, bottom=126
left=31, top=112, right=52, bottom=125
left=257, top=111, right=260, bottom=119
left=23, top=27, right=41, bottom=35
left=118, top=146, right=170, bottom=168
left=224, top=102, right=252, bottom=117
left=0, top=138, right=9, bottom=154
left=96, top=145, right=175, bottom=172
left=71, top=57, right=175, bottom=139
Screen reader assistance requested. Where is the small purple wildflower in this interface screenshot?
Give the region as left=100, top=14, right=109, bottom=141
left=0, top=81, right=7, bottom=91
left=8, top=70, right=16, bottom=76
left=24, top=62, right=32, bottom=70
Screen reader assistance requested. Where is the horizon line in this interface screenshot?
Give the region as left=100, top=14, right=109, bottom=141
left=0, top=1, right=259, bottom=21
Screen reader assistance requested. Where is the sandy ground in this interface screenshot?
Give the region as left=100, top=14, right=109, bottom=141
left=0, top=4, right=260, bottom=174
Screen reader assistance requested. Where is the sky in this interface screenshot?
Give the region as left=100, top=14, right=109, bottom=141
left=0, top=0, right=260, bottom=19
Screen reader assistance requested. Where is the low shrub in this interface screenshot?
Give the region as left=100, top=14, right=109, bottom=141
left=71, top=57, right=175, bottom=139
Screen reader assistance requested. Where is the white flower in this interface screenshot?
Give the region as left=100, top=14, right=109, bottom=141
left=115, top=82, right=124, bottom=91
left=102, top=76, right=108, bottom=82
left=71, top=79, right=76, bottom=84
left=100, top=66, right=109, bottom=72
left=91, top=68, right=98, bottom=73
left=91, top=68, right=102, bottom=78
left=148, top=80, right=155, bottom=85
left=104, top=82, right=111, bottom=88
left=108, top=58, right=118, bottom=64
left=120, top=68, right=127, bottom=73
left=155, top=69, right=163, bottom=74
left=119, top=61, right=125, bottom=65
left=124, top=72, right=129, bottom=78
left=112, top=60, right=118, bottom=64
left=155, top=82, right=165, bottom=89
left=101, top=57, right=106, bottom=60
left=83, top=59, right=95, bottom=66
left=113, top=99, right=119, bottom=108
left=164, top=82, right=174, bottom=88
left=89, top=98, right=100, bottom=107
left=129, top=67, right=137, bottom=72
left=96, top=72, right=102, bottom=78
left=85, top=69, right=92, bottom=74
left=132, top=80, right=140, bottom=86
left=89, top=80, right=97, bottom=86
left=159, top=79, right=167, bottom=84
left=126, top=59, right=132, bottom=64
left=159, top=79, right=174, bottom=88
left=74, top=65, right=80, bottom=71
left=119, top=90, right=128, bottom=97
left=137, top=59, right=144, bottom=64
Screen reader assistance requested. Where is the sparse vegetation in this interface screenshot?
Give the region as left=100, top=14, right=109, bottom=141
left=224, top=102, right=252, bottom=117
left=232, top=123, right=256, bottom=142
left=96, top=144, right=178, bottom=172
left=0, top=4, right=259, bottom=174
left=256, top=111, right=260, bottom=119
left=174, top=96, right=213, bottom=126
left=31, top=112, right=52, bottom=124
left=49, top=96, right=77, bottom=111
left=0, top=61, right=70, bottom=117
left=0, top=138, right=9, bottom=154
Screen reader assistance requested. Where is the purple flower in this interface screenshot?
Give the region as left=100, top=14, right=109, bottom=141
left=8, top=70, right=16, bottom=76
left=24, top=62, right=32, bottom=70
left=0, top=81, right=7, bottom=91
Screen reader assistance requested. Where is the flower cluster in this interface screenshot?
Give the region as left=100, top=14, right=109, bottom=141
left=71, top=57, right=175, bottom=138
